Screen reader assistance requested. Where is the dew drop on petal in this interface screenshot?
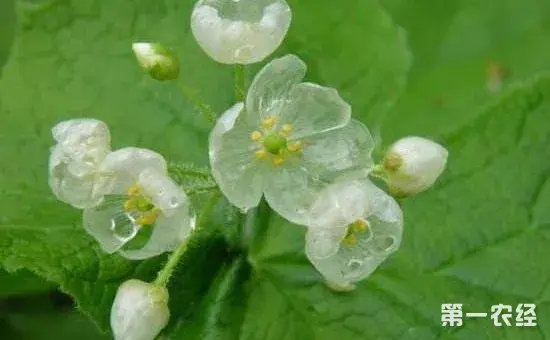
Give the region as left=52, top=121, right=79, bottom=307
left=109, top=212, right=139, bottom=243
left=348, top=259, right=362, bottom=271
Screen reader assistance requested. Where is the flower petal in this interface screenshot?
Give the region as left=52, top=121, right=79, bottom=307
left=281, top=83, right=351, bottom=139
left=137, top=168, right=191, bottom=217
left=209, top=102, right=265, bottom=212
left=263, top=120, right=374, bottom=225
left=301, top=119, right=375, bottom=180
left=120, top=205, right=196, bottom=260
left=83, top=195, right=140, bottom=254
left=49, top=144, right=105, bottom=208
left=52, top=118, right=111, bottom=165
left=305, top=180, right=403, bottom=288
left=246, top=54, right=306, bottom=118
left=191, top=0, right=291, bottom=64
left=97, top=147, right=167, bottom=196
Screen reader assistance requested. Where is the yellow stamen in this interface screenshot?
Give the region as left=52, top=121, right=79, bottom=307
left=262, top=116, right=276, bottom=130
left=282, top=124, right=293, bottom=134
left=136, top=209, right=161, bottom=226
left=127, top=184, right=141, bottom=196
left=123, top=198, right=137, bottom=212
left=272, top=156, right=284, bottom=166
left=353, top=219, right=368, bottom=232
left=287, top=141, right=302, bottom=153
left=255, top=149, right=267, bottom=159
left=343, top=234, right=358, bottom=246
left=251, top=131, right=262, bottom=141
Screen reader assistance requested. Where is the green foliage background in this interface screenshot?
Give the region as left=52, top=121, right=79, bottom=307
left=1, top=0, right=550, bottom=339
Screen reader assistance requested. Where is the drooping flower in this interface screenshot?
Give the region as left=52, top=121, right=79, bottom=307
left=132, top=42, right=180, bottom=81
left=111, top=279, right=170, bottom=340
left=305, top=179, right=403, bottom=291
left=382, top=136, right=448, bottom=196
left=209, top=54, right=375, bottom=225
left=191, top=0, right=291, bottom=64
left=48, top=119, right=111, bottom=208
left=83, top=147, right=195, bottom=260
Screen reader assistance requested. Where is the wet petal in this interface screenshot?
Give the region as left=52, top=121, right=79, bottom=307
left=83, top=195, right=140, bottom=254
left=246, top=55, right=306, bottom=119
left=137, top=168, right=190, bottom=217
left=209, top=102, right=265, bottom=212
left=97, top=147, right=167, bottom=196
left=300, top=119, right=375, bottom=180
left=281, top=83, right=351, bottom=139
left=52, top=118, right=111, bottom=165
left=191, top=0, right=291, bottom=64
left=120, top=205, right=196, bottom=260
left=305, top=180, right=403, bottom=288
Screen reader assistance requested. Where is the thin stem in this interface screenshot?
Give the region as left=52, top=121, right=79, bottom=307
left=175, top=82, right=217, bottom=125
left=234, top=64, right=246, bottom=101
left=154, top=191, right=221, bottom=287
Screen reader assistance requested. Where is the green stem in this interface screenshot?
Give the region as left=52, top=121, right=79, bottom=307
left=176, top=82, right=217, bottom=125
left=154, top=191, right=221, bottom=287
left=234, top=64, right=246, bottom=101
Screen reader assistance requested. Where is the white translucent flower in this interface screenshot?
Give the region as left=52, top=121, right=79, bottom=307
left=111, top=279, right=170, bottom=340
left=191, top=0, right=291, bottom=64
left=305, top=179, right=403, bottom=291
left=48, top=119, right=111, bottom=208
left=83, top=147, right=195, bottom=260
left=132, top=42, right=180, bottom=81
left=383, top=136, right=448, bottom=196
left=209, top=55, right=375, bottom=225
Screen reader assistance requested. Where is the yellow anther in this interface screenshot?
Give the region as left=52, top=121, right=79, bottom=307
left=287, top=141, right=302, bottom=153
left=272, top=156, right=285, bottom=166
left=353, top=219, right=368, bottom=232
left=255, top=149, right=267, bottom=159
left=127, top=184, right=141, bottom=196
left=123, top=198, right=137, bottom=212
left=262, top=116, right=277, bottom=130
left=251, top=131, right=262, bottom=141
left=343, top=234, right=358, bottom=246
left=136, top=209, right=161, bottom=226
left=282, top=124, right=293, bottom=134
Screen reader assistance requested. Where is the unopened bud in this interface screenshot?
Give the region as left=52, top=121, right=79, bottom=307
left=132, top=42, right=179, bottom=81
left=383, top=136, right=448, bottom=196
left=110, top=279, right=170, bottom=340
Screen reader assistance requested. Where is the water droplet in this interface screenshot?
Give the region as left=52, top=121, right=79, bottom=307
left=168, top=196, right=179, bottom=208
left=348, top=259, right=362, bottom=271
left=110, top=212, right=139, bottom=242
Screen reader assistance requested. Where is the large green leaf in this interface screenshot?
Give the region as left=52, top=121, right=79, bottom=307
left=1, top=0, right=550, bottom=339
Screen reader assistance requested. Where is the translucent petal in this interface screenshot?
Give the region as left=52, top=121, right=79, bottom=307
left=209, top=102, right=265, bottom=212
left=52, top=118, right=110, bottom=165
left=48, top=144, right=104, bottom=208
left=280, top=83, right=351, bottom=139
left=137, top=168, right=190, bottom=217
left=245, top=54, right=306, bottom=118
left=97, top=147, right=167, bottom=196
left=191, top=0, right=291, bottom=64
left=305, top=180, right=403, bottom=288
left=111, top=279, right=170, bottom=340
left=120, top=205, right=196, bottom=260
left=264, top=120, right=374, bottom=226
left=83, top=195, right=140, bottom=254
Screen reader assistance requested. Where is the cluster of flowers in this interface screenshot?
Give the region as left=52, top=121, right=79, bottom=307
left=47, top=0, right=447, bottom=339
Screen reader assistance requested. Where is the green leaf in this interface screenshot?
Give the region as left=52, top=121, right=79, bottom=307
left=2, top=0, right=549, bottom=339
left=0, top=269, right=55, bottom=297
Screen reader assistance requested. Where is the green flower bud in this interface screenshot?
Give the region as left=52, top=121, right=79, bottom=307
left=132, top=42, right=179, bottom=81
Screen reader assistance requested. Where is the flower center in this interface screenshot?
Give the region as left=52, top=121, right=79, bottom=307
left=263, top=133, right=287, bottom=154
left=250, top=115, right=304, bottom=166
left=342, top=219, right=369, bottom=246
left=123, top=184, right=161, bottom=226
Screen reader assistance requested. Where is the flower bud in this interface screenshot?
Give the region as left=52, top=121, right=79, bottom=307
left=383, top=136, right=448, bottom=196
left=110, top=279, right=170, bottom=340
left=132, top=42, right=179, bottom=81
